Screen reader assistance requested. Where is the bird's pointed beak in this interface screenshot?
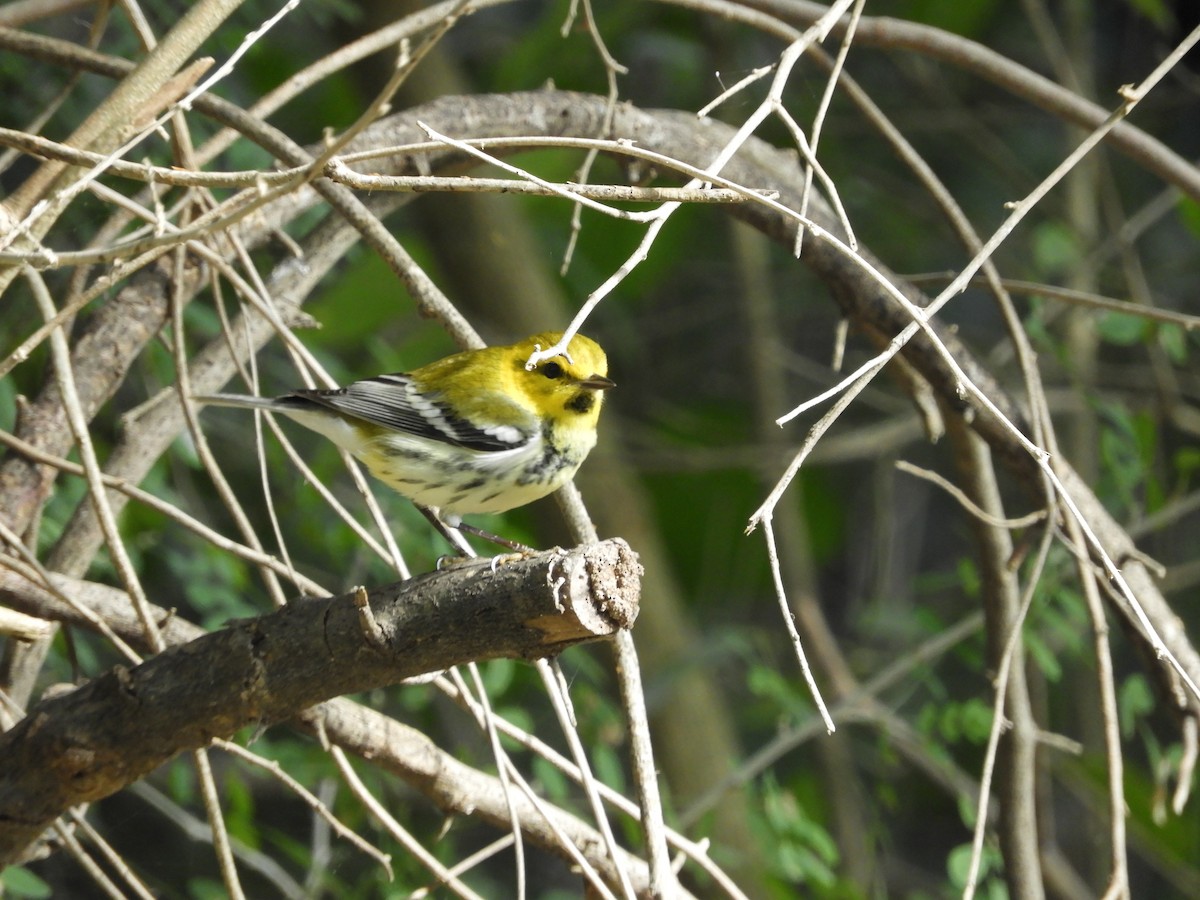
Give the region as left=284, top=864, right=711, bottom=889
left=576, top=374, right=616, bottom=390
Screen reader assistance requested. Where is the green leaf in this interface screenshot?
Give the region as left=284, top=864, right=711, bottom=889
left=1174, top=447, right=1200, bottom=493
left=956, top=557, right=982, bottom=599
left=947, top=843, right=975, bottom=886
left=747, top=664, right=810, bottom=718
left=1031, top=222, right=1079, bottom=276
left=1123, top=0, right=1172, bottom=29
left=1024, top=630, right=1063, bottom=683
left=592, top=742, right=627, bottom=797
left=1178, top=196, right=1200, bottom=238
left=531, top=755, right=570, bottom=803
left=481, top=658, right=517, bottom=696
left=1158, top=323, right=1187, bottom=364
left=495, top=704, right=535, bottom=740
left=958, top=698, right=995, bottom=745
left=1023, top=296, right=1055, bottom=351
left=0, top=376, right=16, bottom=432
left=1119, top=674, right=1154, bottom=740
left=957, top=792, right=979, bottom=829
left=168, top=756, right=197, bottom=804
left=223, top=770, right=258, bottom=849
left=948, top=841, right=1005, bottom=892
left=938, top=705, right=962, bottom=743
left=1097, top=311, right=1149, bottom=346
left=0, top=867, right=52, bottom=899
left=188, top=877, right=228, bottom=900
left=900, top=0, right=1001, bottom=35
left=757, top=775, right=840, bottom=886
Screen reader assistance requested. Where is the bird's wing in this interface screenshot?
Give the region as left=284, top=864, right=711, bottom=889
left=285, top=374, right=535, bottom=453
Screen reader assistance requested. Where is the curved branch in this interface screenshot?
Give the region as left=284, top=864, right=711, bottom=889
left=334, top=89, right=1199, bottom=715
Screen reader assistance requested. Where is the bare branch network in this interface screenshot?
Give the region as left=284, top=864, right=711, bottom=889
left=1, top=1, right=1198, bottom=897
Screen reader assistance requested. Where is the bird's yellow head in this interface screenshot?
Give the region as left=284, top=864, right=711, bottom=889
left=408, top=331, right=613, bottom=439
left=508, top=332, right=614, bottom=427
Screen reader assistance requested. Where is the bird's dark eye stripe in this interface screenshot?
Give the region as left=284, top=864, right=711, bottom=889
left=541, top=361, right=564, bottom=379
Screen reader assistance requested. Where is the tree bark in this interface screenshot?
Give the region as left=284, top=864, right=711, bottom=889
left=0, top=539, right=640, bottom=865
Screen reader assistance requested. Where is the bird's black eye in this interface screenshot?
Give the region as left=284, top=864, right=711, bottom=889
left=541, top=361, right=564, bottom=380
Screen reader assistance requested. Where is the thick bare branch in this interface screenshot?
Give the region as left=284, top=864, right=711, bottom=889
left=0, top=540, right=641, bottom=865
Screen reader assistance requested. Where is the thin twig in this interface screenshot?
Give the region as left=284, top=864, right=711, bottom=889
left=610, top=632, right=675, bottom=897
left=463, top=664, right=527, bottom=900
left=67, top=807, right=156, bottom=900
left=433, top=673, right=621, bottom=897
left=407, top=835, right=515, bottom=899
left=329, top=745, right=487, bottom=900
left=537, top=658, right=637, bottom=899
left=193, top=748, right=246, bottom=900
left=963, top=524, right=1055, bottom=899
left=760, top=518, right=836, bottom=733
left=904, top=272, right=1200, bottom=331
left=50, top=818, right=127, bottom=899
left=128, top=780, right=306, bottom=895
left=24, top=266, right=164, bottom=653
left=0, top=429, right=326, bottom=596
left=792, top=0, right=864, bottom=255
left=213, top=739, right=393, bottom=875
left=895, top=461, right=1048, bottom=529
left=434, top=674, right=747, bottom=898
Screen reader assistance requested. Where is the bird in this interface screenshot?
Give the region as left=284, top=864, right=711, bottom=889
left=196, top=331, right=614, bottom=545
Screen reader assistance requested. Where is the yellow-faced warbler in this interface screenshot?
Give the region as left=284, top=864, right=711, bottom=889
left=198, top=332, right=613, bottom=530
